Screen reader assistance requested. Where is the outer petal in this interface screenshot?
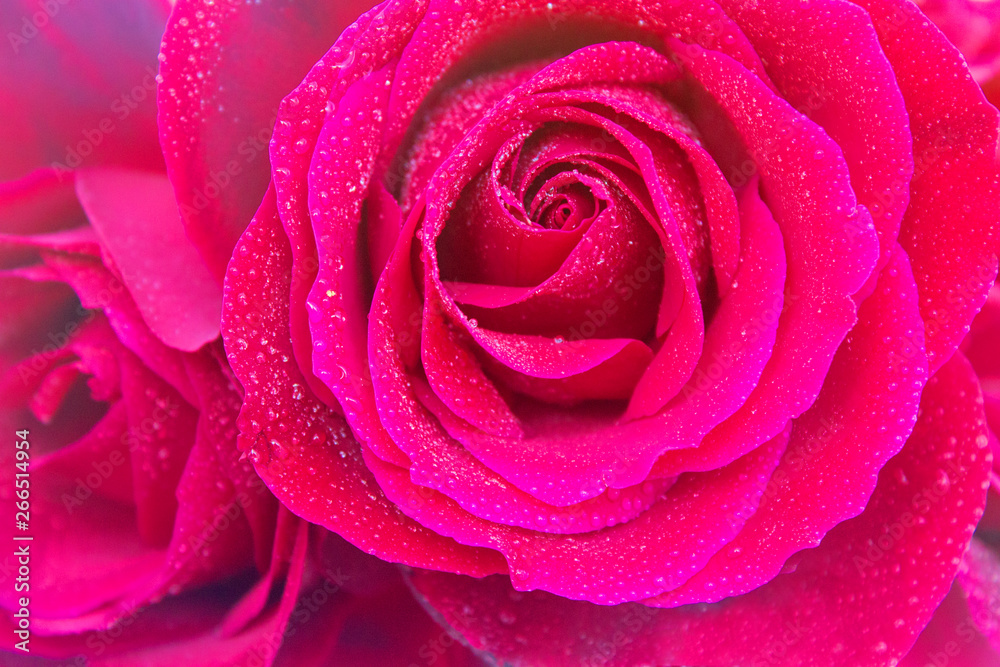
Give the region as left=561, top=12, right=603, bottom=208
left=900, top=538, right=1000, bottom=667
left=409, top=352, right=991, bottom=666
left=74, top=168, right=222, bottom=352
left=853, top=0, right=1000, bottom=371
left=917, top=0, right=1000, bottom=105
left=647, top=245, right=927, bottom=605
left=1, top=515, right=313, bottom=667
left=222, top=198, right=506, bottom=578
left=273, top=561, right=485, bottom=667
left=718, top=0, right=914, bottom=293
left=369, top=428, right=787, bottom=604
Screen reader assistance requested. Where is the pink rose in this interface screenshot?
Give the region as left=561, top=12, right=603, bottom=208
left=3, top=0, right=1000, bottom=664
left=205, top=0, right=1000, bottom=664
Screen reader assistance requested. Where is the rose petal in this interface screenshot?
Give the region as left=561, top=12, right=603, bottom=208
left=41, top=253, right=199, bottom=408
left=672, top=39, right=880, bottom=473
left=854, top=0, right=1000, bottom=371
left=409, top=352, right=991, bottom=665
left=719, top=0, right=914, bottom=295
left=222, top=199, right=506, bottom=577
left=647, top=246, right=928, bottom=605
left=75, top=168, right=222, bottom=352
left=899, top=580, right=1000, bottom=667
left=368, top=427, right=788, bottom=604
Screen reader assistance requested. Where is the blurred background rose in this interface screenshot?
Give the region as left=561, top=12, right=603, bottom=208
left=0, top=1, right=481, bottom=665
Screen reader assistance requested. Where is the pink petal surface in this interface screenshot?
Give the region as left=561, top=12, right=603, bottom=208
left=648, top=178, right=785, bottom=476
left=381, top=0, right=772, bottom=202
left=152, top=351, right=274, bottom=597
left=854, top=0, right=1000, bottom=371
left=647, top=246, right=928, bottom=605
left=75, top=168, right=222, bottom=352
left=918, top=0, right=1000, bottom=110
left=118, top=350, right=198, bottom=548
left=303, top=61, right=404, bottom=444
left=672, top=39, right=880, bottom=469
left=222, top=199, right=506, bottom=578
left=965, top=281, right=1000, bottom=379
left=437, top=184, right=664, bottom=346
left=0, top=471, right=162, bottom=625
left=719, top=0, right=914, bottom=294
left=377, top=48, right=687, bottom=504
left=88, top=517, right=309, bottom=667
left=0, top=353, right=271, bottom=637
left=41, top=253, right=198, bottom=407
left=0, top=169, right=88, bottom=237
left=402, top=65, right=542, bottom=223
left=368, top=427, right=788, bottom=604
left=899, top=580, right=1000, bottom=667
left=0, top=586, right=260, bottom=665
left=419, top=308, right=523, bottom=438
left=409, top=352, right=992, bottom=665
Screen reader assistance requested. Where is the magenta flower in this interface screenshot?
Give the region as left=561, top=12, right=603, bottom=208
left=213, top=0, right=998, bottom=663
left=3, top=0, right=1000, bottom=665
